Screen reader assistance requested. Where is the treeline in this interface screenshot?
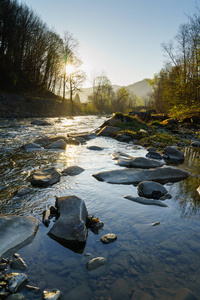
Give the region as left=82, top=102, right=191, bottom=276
left=149, top=6, right=200, bottom=117
left=85, top=74, right=142, bottom=114
left=0, top=0, right=81, bottom=96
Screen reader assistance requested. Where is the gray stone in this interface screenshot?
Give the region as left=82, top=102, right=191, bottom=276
left=100, top=233, right=117, bottom=244
left=61, top=166, right=84, bottom=176
left=97, top=126, right=121, bottom=136
left=93, top=166, right=190, bottom=185
left=146, top=151, right=163, bottom=160
left=163, top=146, right=184, bottom=161
left=110, top=278, right=130, bottom=300
left=86, top=257, right=106, bottom=271
left=48, top=195, right=88, bottom=244
left=16, top=186, right=33, bottom=197
left=0, top=215, right=39, bottom=259
left=87, top=146, right=104, bottom=151
left=45, top=139, right=67, bottom=150
left=138, top=181, right=168, bottom=199
left=6, top=273, right=28, bottom=293
left=117, top=156, right=164, bottom=169
left=124, top=195, right=168, bottom=207
left=30, top=167, right=60, bottom=187
left=42, top=289, right=62, bottom=300
left=147, top=147, right=156, bottom=152
left=10, top=257, right=27, bottom=271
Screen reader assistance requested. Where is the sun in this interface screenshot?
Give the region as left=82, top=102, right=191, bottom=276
left=65, top=63, right=75, bottom=75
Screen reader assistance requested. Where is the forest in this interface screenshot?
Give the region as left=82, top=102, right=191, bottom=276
left=1, top=0, right=200, bottom=117
left=149, top=6, right=200, bottom=118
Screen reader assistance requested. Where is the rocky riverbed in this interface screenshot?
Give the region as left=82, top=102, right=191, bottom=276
left=0, top=115, right=200, bottom=299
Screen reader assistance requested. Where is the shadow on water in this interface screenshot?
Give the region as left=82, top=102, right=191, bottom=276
left=1, top=118, right=200, bottom=299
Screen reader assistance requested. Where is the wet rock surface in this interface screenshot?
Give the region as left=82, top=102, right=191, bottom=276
left=138, top=181, right=168, bottom=199
left=86, top=257, right=107, bottom=271
left=163, top=146, right=184, bottom=162
left=0, top=215, right=39, bottom=259
left=100, top=233, right=117, bottom=244
left=42, top=288, right=62, bottom=299
left=93, top=166, right=190, bottom=185
left=30, top=167, right=61, bottom=187
left=116, top=156, right=164, bottom=169
left=48, top=195, right=88, bottom=244
left=124, top=195, right=168, bottom=207
left=61, top=166, right=84, bottom=176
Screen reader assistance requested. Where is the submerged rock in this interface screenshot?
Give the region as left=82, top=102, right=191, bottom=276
left=100, top=233, right=117, bottom=244
left=30, top=167, right=60, bottom=187
left=15, top=186, right=33, bottom=197
left=93, top=166, right=190, bottom=185
left=86, top=257, right=107, bottom=271
left=116, top=156, right=164, bottom=169
left=48, top=195, right=88, bottom=244
left=0, top=215, right=39, bottom=259
left=10, top=257, right=27, bottom=271
left=124, top=195, right=168, bottom=207
left=138, top=181, right=168, bottom=199
left=42, top=289, right=62, bottom=300
left=61, top=166, right=84, bottom=176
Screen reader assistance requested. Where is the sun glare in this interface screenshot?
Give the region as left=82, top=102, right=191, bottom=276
left=65, top=63, right=75, bottom=75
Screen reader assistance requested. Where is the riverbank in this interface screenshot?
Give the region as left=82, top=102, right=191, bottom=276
left=0, top=92, right=82, bottom=118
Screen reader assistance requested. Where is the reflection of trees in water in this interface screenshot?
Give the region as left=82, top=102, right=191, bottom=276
left=176, top=177, right=200, bottom=216
left=171, top=147, right=200, bottom=216
left=182, top=147, right=200, bottom=173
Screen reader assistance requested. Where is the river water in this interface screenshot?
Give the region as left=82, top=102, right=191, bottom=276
left=1, top=116, right=200, bottom=299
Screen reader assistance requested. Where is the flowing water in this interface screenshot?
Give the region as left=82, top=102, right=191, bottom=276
left=0, top=116, right=200, bottom=299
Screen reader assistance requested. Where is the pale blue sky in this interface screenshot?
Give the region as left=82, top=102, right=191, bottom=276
left=19, top=0, right=199, bottom=87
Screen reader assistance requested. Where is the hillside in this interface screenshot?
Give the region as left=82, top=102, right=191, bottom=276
left=77, top=79, right=153, bottom=103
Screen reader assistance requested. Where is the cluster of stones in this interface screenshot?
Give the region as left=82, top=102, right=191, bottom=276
left=0, top=254, right=38, bottom=298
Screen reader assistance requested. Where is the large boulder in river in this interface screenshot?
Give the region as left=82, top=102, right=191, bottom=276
left=30, top=167, right=61, bottom=187
left=163, top=146, right=184, bottom=162
left=116, top=157, right=164, bottom=169
left=138, top=181, right=168, bottom=199
left=97, top=126, right=121, bottom=137
left=93, top=166, right=190, bottom=185
left=48, top=195, right=88, bottom=245
left=0, top=215, right=39, bottom=259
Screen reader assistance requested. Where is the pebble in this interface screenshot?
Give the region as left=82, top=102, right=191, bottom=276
left=100, top=233, right=117, bottom=244
left=86, top=257, right=107, bottom=271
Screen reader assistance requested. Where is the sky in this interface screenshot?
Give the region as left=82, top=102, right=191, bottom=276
left=18, top=0, right=199, bottom=88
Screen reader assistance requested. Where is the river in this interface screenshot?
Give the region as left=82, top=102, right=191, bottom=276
left=0, top=116, right=200, bottom=299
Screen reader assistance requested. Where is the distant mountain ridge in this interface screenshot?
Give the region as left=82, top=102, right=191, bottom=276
left=77, top=79, right=152, bottom=103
